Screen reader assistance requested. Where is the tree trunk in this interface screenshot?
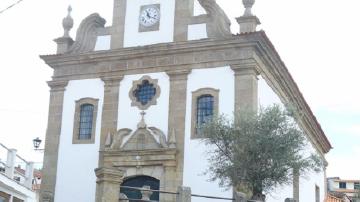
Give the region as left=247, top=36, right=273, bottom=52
left=251, top=186, right=266, bottom=202
left=251, top=193, right=266, bottom=202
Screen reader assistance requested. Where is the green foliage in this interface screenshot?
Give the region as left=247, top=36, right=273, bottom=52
left=201, top=104, right=323, bottom=196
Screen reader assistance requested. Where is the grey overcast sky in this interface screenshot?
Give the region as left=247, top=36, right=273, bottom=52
left=0, top=0, right=359, bottom=178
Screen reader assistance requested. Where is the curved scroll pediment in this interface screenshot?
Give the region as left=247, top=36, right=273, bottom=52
left=67, top=13, right=106, bottom=54
left=106, top=126, right=176, bottom=151
left=197, top=0, right=231, bottom=38
left=122, top=128, right=161, bottom=151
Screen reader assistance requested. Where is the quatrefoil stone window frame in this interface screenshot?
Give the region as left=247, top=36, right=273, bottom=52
left=129, top=75, right=161, bottom=110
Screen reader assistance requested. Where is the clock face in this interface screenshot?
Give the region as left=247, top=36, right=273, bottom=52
left=139, top=6, right=160, bottom=27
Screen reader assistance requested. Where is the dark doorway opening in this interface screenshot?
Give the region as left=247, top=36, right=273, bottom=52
left=120, top=175, right=160, bottom=201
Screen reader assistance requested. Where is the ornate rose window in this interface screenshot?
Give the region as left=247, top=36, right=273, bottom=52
left=129, top=76, right=161, bottom=110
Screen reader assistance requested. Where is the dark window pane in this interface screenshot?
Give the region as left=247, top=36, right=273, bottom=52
left=196, top=95, right=214, bottom=133
left=354, top=182, right=360, bottom=190
left=339, top=182, right=347, bottom=189
left=133, top=80, right=156, bottom=106
left=120, top=176, right=160, bottom=201
left=79, top=104, right=94, bottom=140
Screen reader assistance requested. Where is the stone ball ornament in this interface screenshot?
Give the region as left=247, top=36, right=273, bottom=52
left=242, top=0, right=255, bottom=16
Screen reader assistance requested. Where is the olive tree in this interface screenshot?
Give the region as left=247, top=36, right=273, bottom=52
left=201, top=104, right=323, bottom=201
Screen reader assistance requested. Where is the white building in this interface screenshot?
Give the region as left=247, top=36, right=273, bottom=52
left=0, top=143, right=37, bottom=202
left=328, top=177, right=360, bottom=199
left=39, top=0, right=332, bottom=201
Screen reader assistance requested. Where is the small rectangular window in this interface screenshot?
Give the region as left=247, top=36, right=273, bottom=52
left=73, top=98, right=99, bottom=144
left=191, top=88, right=219, bottom=139
left=339, top=182, right=347, bottom=189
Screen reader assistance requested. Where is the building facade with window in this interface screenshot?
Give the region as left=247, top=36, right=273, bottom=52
left=39, top=0, right=332, bottom=202
left=328, top=177, right=360, bottom=199
left=0, top=143, right=38, bottom=202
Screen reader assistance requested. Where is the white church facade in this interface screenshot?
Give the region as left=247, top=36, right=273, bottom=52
left=39, top=0, right=332, bottom=201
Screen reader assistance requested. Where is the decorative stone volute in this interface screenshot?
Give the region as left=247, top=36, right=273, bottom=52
left=236, top=0, right=260, bottom=33
left=62, top=6, right=74, bottom=37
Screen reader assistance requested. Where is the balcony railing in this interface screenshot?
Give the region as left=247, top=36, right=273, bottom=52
left=0, top=143, right=34, bottom=189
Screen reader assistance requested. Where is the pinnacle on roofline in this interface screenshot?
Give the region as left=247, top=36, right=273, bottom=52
left=237, top=0, right=261, bottom=34
left=62, top=5, right=74, bottom=38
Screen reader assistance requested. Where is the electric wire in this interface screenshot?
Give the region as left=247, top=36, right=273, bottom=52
left=0, top=0, right=25, bottom=15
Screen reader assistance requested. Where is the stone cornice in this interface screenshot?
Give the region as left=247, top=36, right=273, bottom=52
left=41, top=31, right=331, bottom=154
left=40, top=36, right=256, bottom=69
left=251, top=31, right=332, bottom=154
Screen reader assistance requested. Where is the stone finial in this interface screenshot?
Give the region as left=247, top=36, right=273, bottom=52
left=242, top=0, right=255, bottom=17
left=137, top=111, right=147, bottom=129
left=54, top=6, right=74, bottom=54
left=62, top=6, right=74, bottom=37
left=236, top=0, right=260, bottom=33
left=168, top=129, right=177, bottom=148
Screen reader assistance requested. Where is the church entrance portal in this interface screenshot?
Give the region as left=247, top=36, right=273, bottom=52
left=120, top=176, right=160, bottom=201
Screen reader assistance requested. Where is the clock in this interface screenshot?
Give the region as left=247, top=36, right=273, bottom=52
left=139, top=4, right=160, bottom=32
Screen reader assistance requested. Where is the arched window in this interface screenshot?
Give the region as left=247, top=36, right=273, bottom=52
left=73, top=98, right=99, bottom=144
left=120, top=176, right=160, bottom=201
left=78, top=104, right=94, bottom=140
left=191, top=88, right=219, bottom=139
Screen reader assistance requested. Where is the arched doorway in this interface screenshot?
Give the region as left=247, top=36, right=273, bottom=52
left=120, top=176, right=160, bottom=201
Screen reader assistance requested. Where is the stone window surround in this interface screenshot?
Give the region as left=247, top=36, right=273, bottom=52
left=191, top=88, right=219, bottom=139
left=72, top=97, right=99, bottom=144
left=129, top=75, right=161, bottom=110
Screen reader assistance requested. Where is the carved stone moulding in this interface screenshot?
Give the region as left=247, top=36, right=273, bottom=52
left=129, top=75, right=161, bottom=110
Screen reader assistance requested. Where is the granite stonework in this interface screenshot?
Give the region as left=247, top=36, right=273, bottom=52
left=39, top=0, right=331, bottom=201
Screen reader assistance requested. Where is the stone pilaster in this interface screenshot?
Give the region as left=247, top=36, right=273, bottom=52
left=176, top=186, right=191, bottom=202
left=174, top=0, right=194, bottom=42
left=111, top=0, right=127, bottom=49
left=163, top=165, right=177, bottom=201
left=95, top=167, right=125, bottom=202
left=231, top=64, right=259, bottom=113
left=98, top=76, right=123, bottom=165
left=166, top=69, right=190, bottom=187
left=40, top=80, right=68, bottom=202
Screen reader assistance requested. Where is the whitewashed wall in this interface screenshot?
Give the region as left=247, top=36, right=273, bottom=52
left=117, top=73, right=170, bottom=141
left=0, top=174, right=36, bottom=202
left=54, top=79, right=104, bottom=202
left=123, top=0, right=175, bottom=47
left=259, top=76, right=326, bottom=202
left=183, top=67, right=235, bottom=201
